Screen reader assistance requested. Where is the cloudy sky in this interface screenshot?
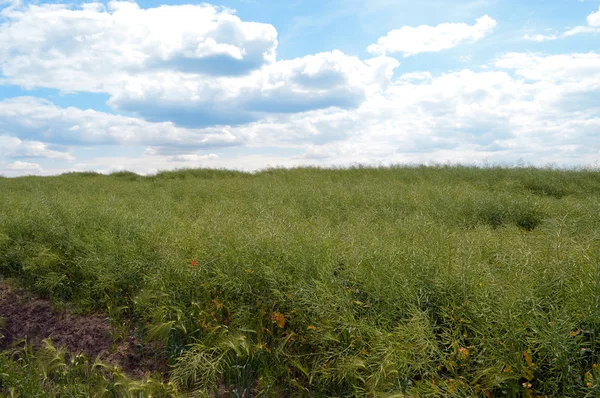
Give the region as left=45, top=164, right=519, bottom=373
left=0, top=0, right=599, bottom=176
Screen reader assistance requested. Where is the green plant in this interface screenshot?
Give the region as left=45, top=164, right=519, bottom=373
left=0, top=165, right=599, bottom=395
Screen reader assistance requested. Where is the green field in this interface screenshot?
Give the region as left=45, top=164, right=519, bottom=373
left=1, top=166, right=600, bottom=397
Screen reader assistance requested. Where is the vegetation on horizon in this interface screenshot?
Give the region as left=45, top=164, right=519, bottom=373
left=1, top=165, right=599, bottom=396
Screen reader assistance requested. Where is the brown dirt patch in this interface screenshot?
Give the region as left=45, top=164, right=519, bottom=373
left=0, top=281, right=168, bottom=378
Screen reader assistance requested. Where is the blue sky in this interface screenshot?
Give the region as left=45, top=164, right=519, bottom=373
left=0, top=0, right=599, bottom=176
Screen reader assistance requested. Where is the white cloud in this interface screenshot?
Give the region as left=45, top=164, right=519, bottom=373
left=0, top=97, right=244, bottom=151
left=494, top=52, right=600, bottom=82
left=0, top=160, right=43, bottom=176
left=559, top=6, right=600, bottom=37
left=107, top=51, right=400, bottom=127
left=0, top=1, right=400, bottom=127
left=3, top=49, right=600, bottom=171
left=6, top=160, right=41, bottom=171
left=243, top=61, right=595, bottom=166
left=0, top=135, right=74, bottom=160
left=523, top=33, right=558, bottom=42
left=367, top=15, right=497, bottom=56
left=165, top=153, right=219, bottom=162
left=0, top=1, right=278, bottom=92
left=588, top=6, right=600, bottom=27
left=0, top=2, right=599, bottom=172
left=239, top=56, right=600, bottom=167
left=563, top=26, right=596, bottom=36
left=523, top=7, right=600, bottom=41
left=398, top=72, right=433, bottom=81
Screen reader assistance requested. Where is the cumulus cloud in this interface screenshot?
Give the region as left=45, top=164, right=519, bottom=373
left=107, top=51, right=400, bottom=127
left=0, top=160, right=43, bottom=176
left=0, top=1, right=599, bottom=172
left=248, top=60, right=596, bottom=166
left=245, top=56, right=600, bottom=167
left=0, top=0, right=278, bottom=91
left=0, top=97, right=244, bottom=151
left=587, top=6, right=600, bottom=27
left=0, top=1, right=400, bottom=128
left=0, top=135, right=74, bottom=160
left=6, top=160, right=41, bottom=171
left=3, top=48, right=600, bottom=171
left=367, top=15, right=497, bottom=56
left=538, top=6, right=600, bottom=38
left=494, top=52, right=600, bottom=82
left=398, top=72, right=433, bottom=81
left=493, top=52, right=600, bottom=123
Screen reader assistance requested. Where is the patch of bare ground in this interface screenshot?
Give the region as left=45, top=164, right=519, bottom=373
left=0, top=281, right=168, bottom=378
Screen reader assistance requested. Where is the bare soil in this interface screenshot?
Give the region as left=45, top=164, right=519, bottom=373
left=0, top=281, right=168, bottom=378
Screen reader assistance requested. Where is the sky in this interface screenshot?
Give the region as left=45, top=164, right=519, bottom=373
left=0, top=0, right=599, bottom=176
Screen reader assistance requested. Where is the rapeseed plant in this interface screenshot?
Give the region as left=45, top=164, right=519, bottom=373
left=0, top=165, right=599, bottom=396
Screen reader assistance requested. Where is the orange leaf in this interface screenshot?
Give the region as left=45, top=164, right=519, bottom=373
left=585, top=371, right=594, bottom=388
left=570, top=328, right=581, bottom=337
left=271, top=312, right=285, bottom=329
left=212, top=299, right=223, bottom=309
left=523, top=348, right=535, bottom=368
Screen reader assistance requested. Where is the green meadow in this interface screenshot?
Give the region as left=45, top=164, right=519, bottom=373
left=1, top=165, right=600, bottom=397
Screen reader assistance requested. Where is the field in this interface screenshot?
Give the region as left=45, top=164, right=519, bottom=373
left=0, top=165, right=599, bottom=397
